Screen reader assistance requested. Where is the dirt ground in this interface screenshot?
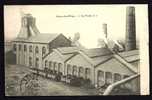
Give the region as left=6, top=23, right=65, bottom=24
left=5, top=64, right=99, bottom=96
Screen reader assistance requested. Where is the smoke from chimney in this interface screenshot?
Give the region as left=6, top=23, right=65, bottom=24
left=125, top=6, right=136, bottom=51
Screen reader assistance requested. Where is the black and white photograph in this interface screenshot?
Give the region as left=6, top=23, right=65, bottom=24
left=4, top=5, right=149, bottom=96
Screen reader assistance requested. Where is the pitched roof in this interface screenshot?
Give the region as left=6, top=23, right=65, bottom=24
left=118, top=50, right=139, bottom=62
left=123, top=55, right=139, bottom=63
left=72, top=48, right=113, bottom=66
left=82, top=48, right=112, bottom=58
left=13, top=33, right=60, bottom=43
left=56, top=47, right=80, bottom=54
left=118, top=50, right=139, bottom=57
left=92, top=55, right=113, bottom=66
left=92, top=47, right=139, bottom=73
left=54, top=47, right=80, bottom=62
left=113, top=54, right=138, bottom=73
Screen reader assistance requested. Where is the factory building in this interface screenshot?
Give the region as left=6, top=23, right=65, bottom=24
left=65, top=48, right=113, bottom=85
left=11, top=6, right=140, bottom=93
left=12, top=14, right=72, bottom=70
left=95, top=50, right=139, bottom=91
left=42, top=47, right=79, bottom=79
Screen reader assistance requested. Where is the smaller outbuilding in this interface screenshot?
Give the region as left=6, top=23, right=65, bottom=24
left=95, top=49, right=139, bottom=92
left=42, top=47, right=79, bottom=81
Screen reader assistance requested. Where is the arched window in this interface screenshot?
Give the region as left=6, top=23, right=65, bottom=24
left=53, top=62, right=56, bottom=71
left=78, top=67, right=84, bottom=78
left=58, top=63, right=62, bottom=73
left=49, top=61, right=52, bottom=70
left=45, top=60, right=48, bottom=68
left=35, top=46, right=39, bottom=53
left=114, top=73, right=121, bottom=82
left=105, top=72, right=113, bottom=84
left=13, top=44, right=16, bottom=51
left=85, top=68, right=91, bottom=79
left=42, top=46, right=46, bottom=55
left=29, top=45, right=32, bottom=52
left=67, top=64, right=72, bottom=75
left=50, top=61, right=54, bottom=70
left=29, top=57, right=32, bottom=66
left=97, top=70, right=104, bottom=86
left=72, top=65, right=77, bottom=76
left=24, top=45, right=27, bottom=52
left=19, top=44, right=22, bottom=51
left=35, top=58, right=39, bottom=68
left=55, top=62, right=58, bottom=72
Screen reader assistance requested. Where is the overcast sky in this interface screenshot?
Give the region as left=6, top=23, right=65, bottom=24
left=4, top=5, right=148, bottom=48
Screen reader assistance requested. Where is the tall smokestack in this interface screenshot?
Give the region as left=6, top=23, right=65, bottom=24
left=103, top=23, right=108, bottom=38
left=125, top=6, right=136, bottom=51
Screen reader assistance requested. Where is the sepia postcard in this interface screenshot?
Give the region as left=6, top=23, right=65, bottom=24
left=4, top=4, right=149, bottom=96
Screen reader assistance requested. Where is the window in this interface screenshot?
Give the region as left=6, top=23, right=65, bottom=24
left=85, top=68, right=91, bottom=79
left=73, top=65, right=77, bottom=76
left=105, top=72, right=112, bottom=84
left=29, top=57, right=32, bottom=66
left=53, top=62, right=58, bottom=72
left=55, top=62, right=58, bottom=71
left=35, top=46, right=39, bottom=53
left=35, top=58, right=39, bottom=68
left=58, top=63, right=62, bottom=73
left=19, top=44, right=22, bottom=51
left=78, top=67, right=84, bottom=77
left=53, top=62, right=56, bottom=71
left=67, top=64, right=72, bottom=75
left=114, top=73, right=121, bottom=82
left=13, top=44, right=16, bottom=51
left=50, top=62, right=54, bottom=70
left=42, top=46, right=46, bottom=55
left=49, top=61, right=52, bottom=70
left=45, top=60, right=48, bottom=68
left=97, top=70, right=104, bottom=86
left=29, top=45, right=32, bottom=52
left=24, top=45, right=27, bottom=52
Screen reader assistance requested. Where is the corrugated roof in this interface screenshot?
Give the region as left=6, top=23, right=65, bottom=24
left=13, top=33, right=60, bottom=43
left=83, top=48, right=112, bottom=58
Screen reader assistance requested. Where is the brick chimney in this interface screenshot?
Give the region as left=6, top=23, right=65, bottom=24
left=125, top=6, right=136, bottom=51
left=17, top=13, right=40, bottom=38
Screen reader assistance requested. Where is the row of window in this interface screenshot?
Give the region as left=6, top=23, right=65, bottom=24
left=66, top=64, right=91, bottom=79
left=29, top=57, right=130, bottom=83
left=44, top=61, right=131, bottom=82
left=29, top=57, right=39, bottom=67
left=44, top=61, right=91, bottom=79
left=97, top=70, right=129, bottom=85
left=45, top=60, right=62, bottom=73
left=13, top=44, right=46, bottom=54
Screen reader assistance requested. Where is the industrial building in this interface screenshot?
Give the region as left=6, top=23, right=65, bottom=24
left=12, top=6, right=140, bottom=94
left=12, top=14, right=72, bottom=70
